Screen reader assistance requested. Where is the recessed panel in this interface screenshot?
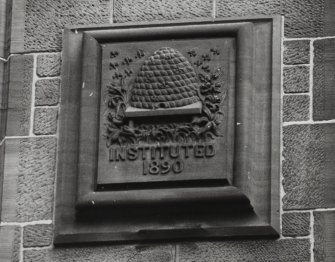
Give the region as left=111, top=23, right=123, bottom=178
left=97, top=38, right=235, bottom=186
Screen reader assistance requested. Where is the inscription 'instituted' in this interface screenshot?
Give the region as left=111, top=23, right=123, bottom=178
left=109, top=143, right=216, bottom=175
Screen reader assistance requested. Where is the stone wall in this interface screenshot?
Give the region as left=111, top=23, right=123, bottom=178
left=1, top=0, right=335, bottom=261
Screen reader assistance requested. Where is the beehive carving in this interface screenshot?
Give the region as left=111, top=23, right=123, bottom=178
left=129, top=47, right=200, bottom=109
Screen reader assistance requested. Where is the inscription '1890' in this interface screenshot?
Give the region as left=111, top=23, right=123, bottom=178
left=109, top=143, right=216, bottom=176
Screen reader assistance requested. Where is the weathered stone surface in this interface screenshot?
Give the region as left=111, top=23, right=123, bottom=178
left=24, top=0, right=110, bottom=51
left=23, top=224, right=53, bottom=248
left=282, top=212, right=310, bottom=237
left=0, top=60, right=7, bottom=142
left=37, top=53, right=61, bottom=77
left=314, top=211, right=335, bottom=262
left=283, top=0, right=324, bottom=38
left=284, top=40, right=310, bottom=65
left=283, top=66, right=309, bottom=93
left=6, top=55, right=33, bottom=136
left=217, top=0, right=335, bottom=38
left=33, top=108, right=58, bottom=135
left=24, top=245, right=175, bottom=262
left=283, top=95, right=310, bottom=122
left=0, top=226, right=21, bottom=262
left=35, top=79, right=60, bottom=106
left=313, top=38, right=335, bottom=121
left=178, top=239, right=310, bottom=262
left=283, top=124, right=335, bottom=209
left=0, top=142, right=4, bottom=218
left=1, top=137, right=57, bottom=222
left=217, top=0, right=281, bottom=18
left=114, top=0, right=211, bottom=22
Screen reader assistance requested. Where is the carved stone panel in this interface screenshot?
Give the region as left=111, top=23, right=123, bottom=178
left=97, top=39, right=234, bottom=187
left=55, top=17, right=282, bottom=244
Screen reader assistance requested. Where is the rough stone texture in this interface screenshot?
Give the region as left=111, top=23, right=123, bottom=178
left=23, top=224, right=53, bottom=248
left=0, top=226, right=21, bottom=262
left=0, top=142, right=4, bottom=217
left=283, top=66, right=310, bottom=93
left=314, top=211, right=335, bottom=262
left=24, top=245, right=175, bottom=262
left=114, top=0, right=212, bottom=22
left=283, top=124, right=335, bottom=209
left=284, top=40, right=310, bottom=65
left=283, top=95, right=310, bottom=122
left=6, top=55, right=33, bottom=136
left=282, top=212, right=310, bottom=237
left=33, top=108, right=58, bottom=135
left=37, top=53, right=61, bottom=77
left=24, top=0, right=110, bottom=51
left=217, top=0, right=335, bottom=38
left=313, top=38, right=335, bottom=121
left=1, top=137, right=57, bottom=222
left=178, top=239, right=310, bottom=262
left=35, top=78, right=60, bottom=106
left=0, top=60, right=7, bottom=142
left=217, top=0, right=281, bottom=17
left=283, top=0, right=324, bottom=38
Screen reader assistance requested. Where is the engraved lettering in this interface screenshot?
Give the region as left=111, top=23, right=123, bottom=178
left=109, top=148, right=114, bottom=161
left=182, top=144, right=193, bottom=158
left=127, top=147, right=138, bottom=160
left=172, top=159, right=184, bottom=173
left=169, top=145, right=180, bottom=158
left=115, top=147, right=126, bottom=161
left=160, top=161, right=171, bottom=174
left=151, top=146, right=157, bottom=160
left=205, top=144, right=216, bottom=157
left=149, top=160, right=160, bottom=175
left=194, top=144, right=205, bottom=158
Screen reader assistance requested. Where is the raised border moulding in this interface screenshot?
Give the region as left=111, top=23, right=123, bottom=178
left=55, top=16, right=282, bottom=245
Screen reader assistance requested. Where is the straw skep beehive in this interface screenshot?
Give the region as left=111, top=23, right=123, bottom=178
left=129, top=47, right=200, bottom=109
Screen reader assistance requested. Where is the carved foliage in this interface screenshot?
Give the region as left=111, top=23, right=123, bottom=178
left=104, top=47, right=226, bottom=147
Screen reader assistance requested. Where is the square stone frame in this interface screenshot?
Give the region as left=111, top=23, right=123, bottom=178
left=55, top=16, right=282, bottom=245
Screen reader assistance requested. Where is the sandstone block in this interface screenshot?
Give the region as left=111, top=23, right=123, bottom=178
left=283, top=66, right=309, bottom=93
left=1, top=137, right=57, bottom=222
left=23, top=224, right=53, bottom=248
left=37, top=53, right=61, bottom=77
left=114, top=0, right=211, bottom=22
left=217, top=0, right=281, bottom=17
left=283, top=95, right=310, bottom=122
left=284, top=40, right=310, bottom=65
left=283, top=124, right=335, bottom=209
left=35, top=79, right=60, bottom=106
left=0, top=60, right=7, bottom=141
left=0, top=226, right=21, bottom=262
left=24, top=244, right=174, bottom=262
left=24, top=0, right=110, bottom=51
left=313, top=38, right=335, bottom=121
left=6, top=55, right=33, bottom=136
left=282, top=212, right=310, bottom=237
left=283, top=0, right=324, bottom=38
left=178, top=239, right=310, bottom=261
left=33, top=108, right=58, bottom=135
left=314, top=211, right=335, bottom=262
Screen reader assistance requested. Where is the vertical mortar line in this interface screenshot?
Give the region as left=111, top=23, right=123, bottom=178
left=51, top=65, right=62, bottom=235
left=20, top=225, right=24, bottom=262
left=28, top=54, right=38, bottom=136
left=211, top=0, right=216, bottom=20
left=279, top=15, right=285, bottom=236
left=109, top=0, right=114, bottom=24
left=175, top=244, right=180, bottom=262
left=310, top=211, right=315, bottom=262
left=309, top=40, right=315, bottom=122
